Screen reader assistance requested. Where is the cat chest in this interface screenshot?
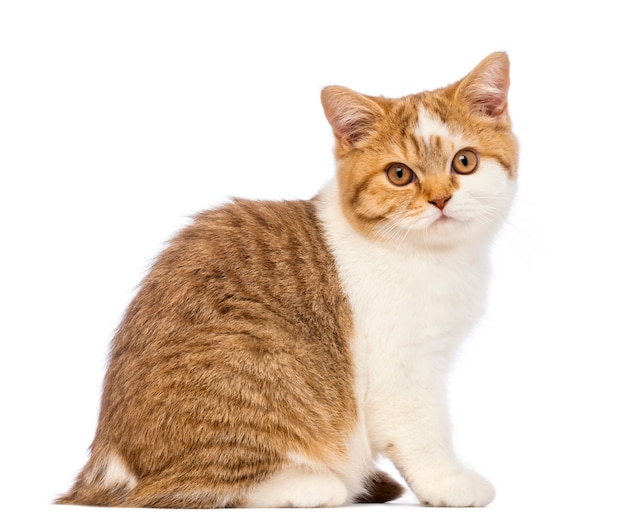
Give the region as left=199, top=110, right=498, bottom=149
left=339, top=251, right=487, bottom=354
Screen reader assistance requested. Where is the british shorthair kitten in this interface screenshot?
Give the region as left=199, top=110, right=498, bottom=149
left=58, top=52, right=518, bottom=508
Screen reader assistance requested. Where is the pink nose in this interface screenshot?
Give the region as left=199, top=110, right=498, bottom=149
left=429, top=196, right=451, bottom=211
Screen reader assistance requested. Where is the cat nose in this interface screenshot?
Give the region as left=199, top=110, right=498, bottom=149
left=429, top=196, right=452, bottom=211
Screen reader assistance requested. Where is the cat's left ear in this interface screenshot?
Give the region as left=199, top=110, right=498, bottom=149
left=456, top=52, right=510, bottom=120
left=321, top=86, right=384, bottom=150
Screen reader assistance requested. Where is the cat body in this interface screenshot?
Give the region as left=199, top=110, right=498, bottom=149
left=58, top=52, right=518, bottom=508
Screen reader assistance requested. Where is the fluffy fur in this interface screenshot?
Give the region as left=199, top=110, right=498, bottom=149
left=58, top=52, right=518, bottom=508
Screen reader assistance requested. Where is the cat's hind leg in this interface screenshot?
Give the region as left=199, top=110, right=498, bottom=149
left=244, top=466, right=349, bottom=508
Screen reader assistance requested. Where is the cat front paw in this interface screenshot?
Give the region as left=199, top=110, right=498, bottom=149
left=417, top=470, right=495, bottom=507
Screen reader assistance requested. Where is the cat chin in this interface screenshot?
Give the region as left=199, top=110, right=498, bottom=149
left=420, top=223, right=483, bottom=249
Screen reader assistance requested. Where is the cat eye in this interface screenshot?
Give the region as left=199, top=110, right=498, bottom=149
left=386, top=163, right=416, bottom=187
left=451, top=149, right=479, bottom=175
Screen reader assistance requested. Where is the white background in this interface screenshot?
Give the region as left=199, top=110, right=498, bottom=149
left=2, top=1, right=625, bottom=530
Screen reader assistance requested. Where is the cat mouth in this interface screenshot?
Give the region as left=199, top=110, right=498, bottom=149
left=428, top=212, right=466, bottom=233
left=432, top=213, right=454, bottom=226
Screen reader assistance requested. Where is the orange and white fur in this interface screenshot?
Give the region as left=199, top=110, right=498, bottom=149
left=58, top=52, right=518, bottom=508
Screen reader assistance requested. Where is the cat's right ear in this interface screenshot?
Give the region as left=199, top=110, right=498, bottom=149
left=321, top=86, right=383, bottom=150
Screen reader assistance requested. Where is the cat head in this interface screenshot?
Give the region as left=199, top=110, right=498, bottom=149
left=321, top=52, right=519, bottom=250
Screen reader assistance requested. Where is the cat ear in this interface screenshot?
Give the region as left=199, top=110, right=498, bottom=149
left=456, top=52, right=510, bottom=120
left=321, top=86, right=384, bottom=149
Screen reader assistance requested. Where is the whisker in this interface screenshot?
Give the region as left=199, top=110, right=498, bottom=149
left=375, top=218, right=406, bottom=244
left=375, top=212, right=416, bottom=245
left=395, top=219, right=417, bottom=253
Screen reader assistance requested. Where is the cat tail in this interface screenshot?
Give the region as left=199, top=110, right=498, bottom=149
left=55, top=450, right=244, bottom=508
left=354, top=470, right=405, bottom=504
left=55, top=481, right=130, bottom=507
left=54, top=451, right=136, bottom=507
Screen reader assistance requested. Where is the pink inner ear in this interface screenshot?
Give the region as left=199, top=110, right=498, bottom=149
left=329, top=104, right=370, bottom=141
left=321, top=87, right=382, bottom=147
left=473, top=87, right=507, bottom=117
left=461, top=55, right=510, bottom=119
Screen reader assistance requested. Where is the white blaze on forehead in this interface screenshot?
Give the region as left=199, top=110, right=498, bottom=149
left=415, top=105, right=464, bottom=149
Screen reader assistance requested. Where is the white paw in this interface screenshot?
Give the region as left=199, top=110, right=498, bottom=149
left=417, top=469, right=495, bottom=507
left=245, top=468, right=348, bottom=508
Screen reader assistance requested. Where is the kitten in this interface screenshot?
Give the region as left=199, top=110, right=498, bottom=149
left=57, top=52, right=518, bottom=508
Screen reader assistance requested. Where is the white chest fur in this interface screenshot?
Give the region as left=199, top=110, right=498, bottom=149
left=316, top=180, right=489, bottom=367
left=315, top=180, right=491, bottom=458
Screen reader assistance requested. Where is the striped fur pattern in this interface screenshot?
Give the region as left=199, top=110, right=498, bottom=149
left=58, top=52, right=517, bottom=508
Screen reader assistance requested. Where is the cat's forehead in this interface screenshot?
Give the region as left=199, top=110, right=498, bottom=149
left=381, top=99, right=470, bottom=173
left=414, top=105, right=464, bottom=148
left=388, top=96, right=467, bottom=154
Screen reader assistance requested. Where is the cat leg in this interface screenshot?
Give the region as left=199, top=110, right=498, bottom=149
left=367, top=362, right=494, bottom=507
left=244, top=466, right=349, bottom=508
left=409, top=467, right=494, bottom=508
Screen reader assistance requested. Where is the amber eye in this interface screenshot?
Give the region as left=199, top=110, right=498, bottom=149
left=386, top=163, right=416, bottom=186
left=451, top=149, right=479, bottom=175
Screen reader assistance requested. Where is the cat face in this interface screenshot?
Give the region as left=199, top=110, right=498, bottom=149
left=321, top=53, right=519, bottom=250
